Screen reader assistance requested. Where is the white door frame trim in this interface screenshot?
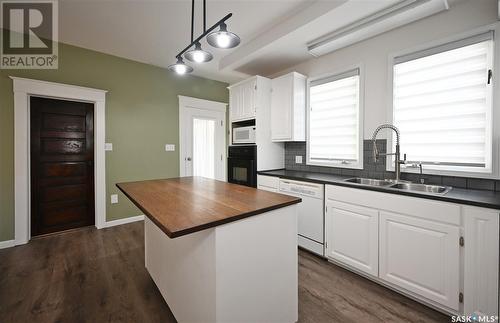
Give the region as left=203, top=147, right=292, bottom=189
left=11, top=76, right=107, bottom=246
left=178, top=95, right=227, bottom=179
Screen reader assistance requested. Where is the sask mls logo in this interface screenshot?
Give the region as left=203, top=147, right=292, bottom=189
left=1, top=0, right=58, bottom=69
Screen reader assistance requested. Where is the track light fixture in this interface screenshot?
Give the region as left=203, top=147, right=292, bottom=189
left=169, top=0, right=240, bottom=74
left=207, top=22, right=240, bottom=49
left=185, top=42, right=213, bottom=63
left=168, top=57, right=193, bottom=75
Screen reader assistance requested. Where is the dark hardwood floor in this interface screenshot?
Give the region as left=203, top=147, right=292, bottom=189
left=0, top=222, right=450, bottom=323
left=298, top=250, right=449, bottom=323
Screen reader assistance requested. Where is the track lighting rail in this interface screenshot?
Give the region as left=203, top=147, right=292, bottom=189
left=175, top=13, right=233, bottom=59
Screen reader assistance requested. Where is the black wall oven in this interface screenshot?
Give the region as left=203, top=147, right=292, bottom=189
left=227, top=145, right=257, bottom=188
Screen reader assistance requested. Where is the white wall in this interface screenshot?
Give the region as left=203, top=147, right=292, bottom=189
left=272, top=0, right=499, bottom=139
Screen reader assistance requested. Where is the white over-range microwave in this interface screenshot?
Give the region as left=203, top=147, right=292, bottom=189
left=233, top=125, right=256, bottom=144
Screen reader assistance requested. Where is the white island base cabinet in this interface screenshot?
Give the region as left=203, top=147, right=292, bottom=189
left=325, top=184, right=499, bottom=317
left=145, top=205, right=298, bottom=323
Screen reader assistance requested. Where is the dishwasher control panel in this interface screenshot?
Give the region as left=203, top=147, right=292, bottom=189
left=279, top=179, right=324, bottom=199
left=291, top=186, right=316, bottom=196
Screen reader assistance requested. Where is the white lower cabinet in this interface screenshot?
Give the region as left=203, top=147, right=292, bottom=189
left=325, top=201, right=378, bottom=276
left=257, top=175, right=279, bottom=192
left=325, top=184, right=499, bottom=316
left=257, top=185, right=278, bottom=193
left=379, top=211, right=460, bottom=310
left=463, top=206, right=499, bottom=317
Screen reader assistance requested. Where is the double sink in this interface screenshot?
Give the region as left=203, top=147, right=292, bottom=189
left=344, top=178, right=452, bottom=195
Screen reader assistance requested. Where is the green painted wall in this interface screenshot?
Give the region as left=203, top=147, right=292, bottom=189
left=0, top=42, right=228, bottom=242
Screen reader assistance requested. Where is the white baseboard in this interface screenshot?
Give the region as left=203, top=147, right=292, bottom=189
left=103, top=215, right=144, bottom=228
left=0, top=239, right=15, bottom=249
left=0, top=216, right=144, bottom=250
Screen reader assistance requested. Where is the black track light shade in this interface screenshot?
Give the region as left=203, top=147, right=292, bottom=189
left=185, top=43, right=213, bottom=63
left=168, top=6, right=239, bottom=74
left=207, top=22, right=240, bottom=49
left=167, top=57, right=193, bottom=75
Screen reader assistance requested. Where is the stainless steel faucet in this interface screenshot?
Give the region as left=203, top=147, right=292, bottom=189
left=409, top=162, right=424, bottom=183
left=417, top=162, right=424, bottom=184
left=372, top=124, right=406, bottom=181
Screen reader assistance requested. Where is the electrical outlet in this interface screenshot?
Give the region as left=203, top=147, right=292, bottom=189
left=111, top=194, right=118, bottom=204
left=105, top=143, right=113, bottom=151
left=165, top=144, right=175, bottom=151
left=295, top=156, right=303, bottom=164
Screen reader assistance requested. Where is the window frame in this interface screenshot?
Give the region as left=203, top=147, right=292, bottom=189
left=306, top=64, right=365, bottom=169
left=387, top=24, right=500, bottom=179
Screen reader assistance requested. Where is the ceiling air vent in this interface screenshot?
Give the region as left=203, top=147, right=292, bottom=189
left=307, top=0, right=449, bottom=57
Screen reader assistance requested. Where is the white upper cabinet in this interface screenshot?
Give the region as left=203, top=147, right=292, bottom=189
left=229, top=85, right=242, bottom=121
left=229, top=77, right=257, bottom=122
left=271, top=72, right=306, bottom=141
left=229, top=76, right=284, bottom=170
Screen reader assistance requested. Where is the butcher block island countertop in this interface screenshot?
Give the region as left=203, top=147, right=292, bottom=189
left=116, top=176, right=301, bottom=238
left=117, top=176, right=301, bottom=323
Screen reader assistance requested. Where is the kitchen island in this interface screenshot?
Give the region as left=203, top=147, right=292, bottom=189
left=117, top=177, right=301, bottom=323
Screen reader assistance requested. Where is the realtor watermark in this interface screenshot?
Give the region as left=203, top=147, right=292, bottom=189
left=452, top=314, right=499, bottom=322
left=1, top=0, right=58, bottom=69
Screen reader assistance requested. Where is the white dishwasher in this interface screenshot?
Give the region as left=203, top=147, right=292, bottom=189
left=279, top=179, right=324, bottom=256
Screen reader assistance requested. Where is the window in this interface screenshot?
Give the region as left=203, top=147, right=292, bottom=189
left=392, top=32, right=494, bottom=174
left=307, top=68, right=363, bottom=168
left=193, top=118, right=215, bottom=179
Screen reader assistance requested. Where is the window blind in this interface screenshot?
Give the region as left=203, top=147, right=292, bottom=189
left=393, top=35, right=493, bottom=169
left=309, top=69, right=360, bottom=163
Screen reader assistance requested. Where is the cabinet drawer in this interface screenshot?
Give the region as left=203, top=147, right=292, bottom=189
left=257, top=185, right=278, bottom=193
left=379, top=211, right=460, bottom=310
left=257, top=175, right=279, bottom=191
left=325, top=185, right=461, bottom=225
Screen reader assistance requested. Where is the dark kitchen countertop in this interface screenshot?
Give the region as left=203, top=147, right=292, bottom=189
left=258, top=169, right=500, bottom=210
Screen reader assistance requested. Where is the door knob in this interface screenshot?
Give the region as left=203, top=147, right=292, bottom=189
left=186, top=157, right=192, bottom=161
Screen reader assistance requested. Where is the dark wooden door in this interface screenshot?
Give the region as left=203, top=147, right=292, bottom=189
left=30, top=97, right=95, bottom=236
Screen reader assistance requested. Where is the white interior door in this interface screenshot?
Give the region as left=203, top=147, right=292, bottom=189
left=179, top=96, right=227, bottom=181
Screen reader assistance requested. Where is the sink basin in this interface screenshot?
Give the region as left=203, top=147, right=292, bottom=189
left=344, top=178, right=393, bottom=187
left=389, top=183, right=452, bottom=195
left=344, top=178, right=452, bottom=195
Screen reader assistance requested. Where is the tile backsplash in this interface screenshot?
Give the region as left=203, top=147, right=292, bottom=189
left=285, top=141, right=500, bottom=192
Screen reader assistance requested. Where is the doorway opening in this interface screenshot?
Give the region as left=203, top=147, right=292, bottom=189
left=193, top=118, right=216, bottom=178
left=179, top=96, right=227, bottom=181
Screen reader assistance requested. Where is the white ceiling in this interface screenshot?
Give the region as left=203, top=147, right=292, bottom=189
left=59, top=0, right=311, bottom=83
left=59, top=0, right=425, bottom=84
left=222, top=0, right=402, bottom=77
